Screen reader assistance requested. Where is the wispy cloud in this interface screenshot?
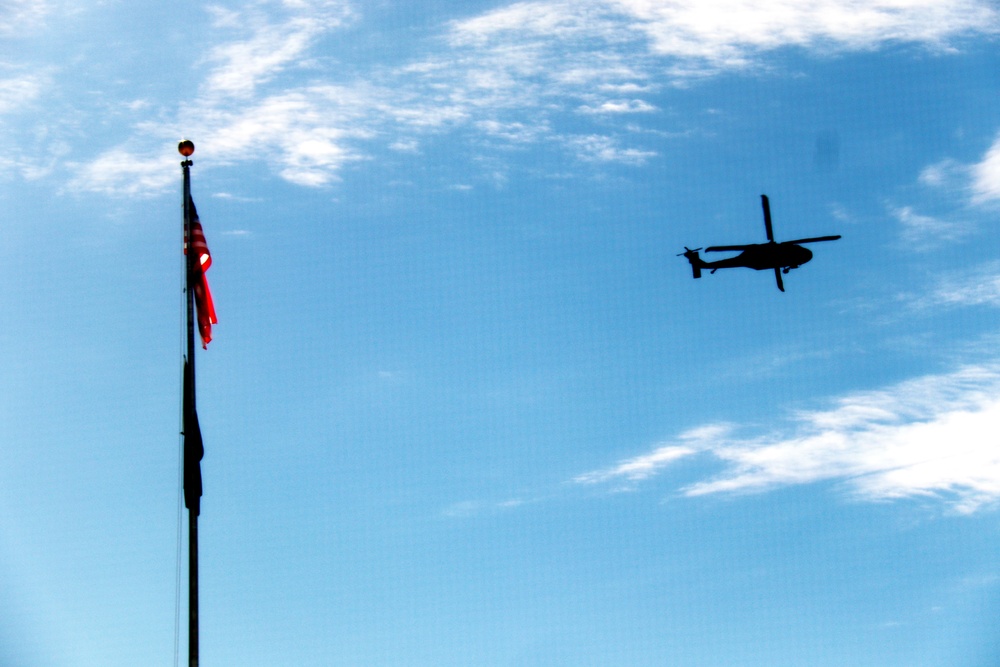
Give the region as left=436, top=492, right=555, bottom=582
left=913, top=133, right=1000, bottom=206
left=894, top=132, right=1000, bottom=243
left=70, top=0, right=1000, bottom=194
left=578, top=99, right=657, bottom=114
left=918, top=158, right=964, bottom=189
left=565, top=133, right=657, bottom=164
left=892, top=205, right=971, bottom=249
left=68, top=148, right=177, bottom=197
left=448, top=0, right=999, bottom=80
left=201, top=0, right=353, bottom=99
left=971, top=132, right=1000, bottom=204
left=71, top=1, right=362, bottom=194
left=476, top=119, right=550, bottom=143
left=574, top=424, right=729, bottom=485
left=0, top=0, right=50, bottom=36
left=74, top=84, right=378, bottom=194
left=614, top=0, right=998, bottom=69
left=577, top=365, right=1000, bottom=513
left=0, top=72, right=46, bottom=114
left=916, top=262, right=1000, bottom=309
left=199, top=86, right=374, bottom=186
left=441, top=497, right=529, bottom=518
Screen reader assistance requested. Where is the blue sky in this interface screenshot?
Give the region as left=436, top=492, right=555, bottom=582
left=1, top=0, right=1000, bottom=665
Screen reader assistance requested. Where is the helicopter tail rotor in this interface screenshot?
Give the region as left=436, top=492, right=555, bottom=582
left=678, top=247, right=704, bottom=279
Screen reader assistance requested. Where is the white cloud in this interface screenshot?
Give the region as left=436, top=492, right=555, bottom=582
left=901, top=131, right=1000, bottom=213
left=78, top=80, right=378, bottom=194
left=971, top=133, right=1000, bottom=204
left=911, top=135, right=1000, bottom=207
left=204, top=25, right=316, bottom=99
left=918, top=262, right=1000, bottom=309
left=70, top=0, right=1000, bottom=194
left=896, top=132, right=1000, bottom=234
left=576, top=365, right=1000, bottom=513
left=578, top=99, right=657, bottom=114
left=476, top=119, right=549, bottom=143
left=203, top=86, right=373, bottom=185
left=441, top=498, right=527, bottom=517
left=448, top=1, right=626, bottom=46
left=389, top=139, right=420, bottom=153
left=69, top=148, right=177, bottom=197
left=575, top=423, right=730, bottom=485
left=575, top=445, right=696, bottom=484
left=890, top=134, right=1000, bottom=248
left=449, top=0, right=999, bottom=78
left=614, top=0, right=998, bottom=67
left=0, top=0, right=49, bottom=36
left=918, top=158, right=964, bottom=188
left=200, top=0, right=352, bottom=99
left=0, top=70, right=49, bottom=115
left=211, top=192, right=263, bottom=203
left=565, top=134, right=657, bottom=164
left=892, top=205, right=970, bottom=249
left=388, top=0, right=1000, bottom=170
left=67, top=1, right=365, bottom=194
left=441, top=500, right=481, bottom=518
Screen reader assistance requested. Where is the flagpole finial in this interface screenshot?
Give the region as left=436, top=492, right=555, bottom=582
left=179, top=139, right=195, bottom=158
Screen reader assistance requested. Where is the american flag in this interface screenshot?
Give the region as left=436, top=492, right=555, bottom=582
left=185, top=197, right=217, bottom=348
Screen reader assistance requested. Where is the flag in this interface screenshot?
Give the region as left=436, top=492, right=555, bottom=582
left=183, top=358, right=204, bottom=515
left=185, top=197, right=217, bottom=348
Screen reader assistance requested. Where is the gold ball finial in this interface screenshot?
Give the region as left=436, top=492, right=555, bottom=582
left=178, top=139, right=195, bottom=157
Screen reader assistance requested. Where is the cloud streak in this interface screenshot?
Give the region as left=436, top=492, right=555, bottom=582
left=894, top=131, right=1000, bottom=245
left=615, top=0, right=998, bottom=67
left=71, top=0, right=1000, bottom=194
left=574, top=424, right=730, bottom=485
left=577, top=365, right=1000, bottom=513
left=0, top=72, right=46, bottom=114
left=917, top=262, right=1000, bottom=309
left=201, top=0, right=353, bottom=99
left=0, top=0, right=50, bottom=36
left=892, top=205, right=971, bottom=249
left=971, top=132, right=1000, bottom=204
left=448, top=0, right=999, bottom=77
left=913, top=134, right=1000, bottom=207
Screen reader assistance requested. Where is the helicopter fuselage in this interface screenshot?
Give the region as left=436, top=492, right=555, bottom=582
left=704, top=242, right=813, bottom=272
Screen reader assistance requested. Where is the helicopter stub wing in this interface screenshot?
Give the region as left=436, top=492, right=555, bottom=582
left=784, top=235, right=841, bottom=244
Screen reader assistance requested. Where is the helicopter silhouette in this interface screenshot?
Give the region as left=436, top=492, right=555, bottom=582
left=681, top=195, right=841, bottom=292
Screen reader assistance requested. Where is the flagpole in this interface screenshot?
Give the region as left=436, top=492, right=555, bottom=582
left=179, top=139, right=200, bottom=667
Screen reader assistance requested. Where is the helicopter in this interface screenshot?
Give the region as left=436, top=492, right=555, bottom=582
left=680, top=195, right=841, bottom=292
